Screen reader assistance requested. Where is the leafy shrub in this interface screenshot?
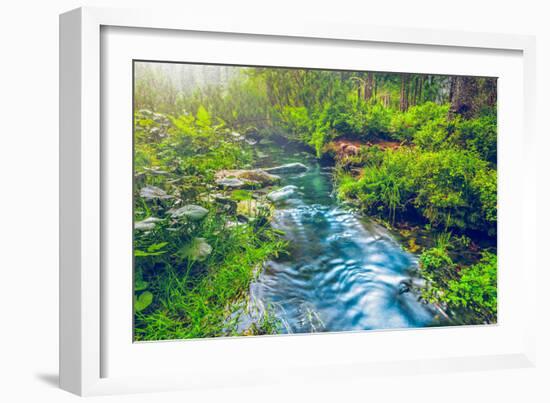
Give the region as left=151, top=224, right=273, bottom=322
left=453, top=113, right=497, bottom=164
left=419, top=248, right=497, bottom=324
left=472, top=167, right=497, bottom=234
left=444, top=252, right=497, bottom=323
left=419, top=247, right=455, bottom=285
left=280, top=105, right=313, bottom=141
left=363, top=102, right=393, bottom=136
left=412, top=149, right=489, bottom=231
left=163, top=109, right=252, bottom=181
left=336, top=173, right=360, bottom=200
left=309, top=127, right=328, bottom=158
left=337, top=147, right=496, bottom=235
left=391, top=102, right=450, bottom=141
left=323, top=99, right=393, bottom=138
left=412, top=117, right=452, bottom=151
left=328, top=96, right=359, bottom=134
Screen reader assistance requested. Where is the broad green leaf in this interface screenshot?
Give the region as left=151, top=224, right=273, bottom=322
left=147, top=242, right=168, bottom=252
left=134, top=291, right=153, bottom=312
left=135, top=279, right=149, bottom=291
left=134, top=249, right=166, bottom=257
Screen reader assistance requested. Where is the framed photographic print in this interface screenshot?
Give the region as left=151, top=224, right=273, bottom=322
left=60, top=7, right=537, bottom=396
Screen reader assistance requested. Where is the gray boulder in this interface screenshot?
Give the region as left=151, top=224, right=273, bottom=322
left=170, top=204, right=209, bottom=221
left=264, top=162, right=308, bottom=174
left=139, top=185, right=172, bottom=200
left=215, top=177, right=245, bottom=188
left=215, top=169, right=280, bottom=188
left=134, top=217, right=162, bottom=231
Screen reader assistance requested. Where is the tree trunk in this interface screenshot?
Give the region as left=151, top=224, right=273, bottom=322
left=449, top=76, right=457, bottom=104
left=364, top=72, right=374, bottom=101
left=484, top=78, right=497, bottom=108
left=400, top=74, right=409, bottom=112
left=450, top=76, right=479, bottom=118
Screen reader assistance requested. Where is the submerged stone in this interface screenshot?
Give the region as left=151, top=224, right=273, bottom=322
left=398, top=282, right=410, bottom=294
left=263, top=162, right=308, bottom=174
left=170, top=204, right=208, bottom=221
left=267, top=185, right=298, bottom=202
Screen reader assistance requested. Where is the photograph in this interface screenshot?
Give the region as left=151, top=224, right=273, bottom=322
left=132, top=61, right=498, bottom=341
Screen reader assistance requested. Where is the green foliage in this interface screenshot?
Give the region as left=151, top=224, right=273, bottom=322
left=346, top=155, right=412, bottom=223
left=419, top=247, right=455, bottom=285
left=328, top=100, right=393, bottom=138
left=412, top=118, right=452, bottom=151
left=444, top=252, right=497, bottom=322
left=134, top=242, right=169, bottom=257
left=434, top=231, right=453, bottom=251
left=363, top=102, right=393, bottom=136
left=452, top=112, right=497, bottom=164
left=337, top=147, right=496, bottom=235
left=391, top=102, right=449, bottom=142
left=134, top=291, right=154, bottom=312
left=336, top=172, right=360, bottom=199
left=135, top=278, right=149, bottom=292
left=195, top=105, right=212, bottom=129
left=231, top=189, right=253, bottom=201
left=280, top=105, right=313, bottom=141
left=412, top=149, right=489, bottom=231
left=133, top=109, right=286, bottom=340
left=419, top=248, right=497, bottom=324
left=310, top=127, right=328, bottom=158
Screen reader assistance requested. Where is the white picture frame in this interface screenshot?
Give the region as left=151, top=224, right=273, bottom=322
left=60, top=6, right=537, bottom=396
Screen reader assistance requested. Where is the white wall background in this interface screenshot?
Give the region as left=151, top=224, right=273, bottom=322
left=0, top=0, right=548, bottom=401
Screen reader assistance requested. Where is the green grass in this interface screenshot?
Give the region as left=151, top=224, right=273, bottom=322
left=135, top=219, right=286, bottom=340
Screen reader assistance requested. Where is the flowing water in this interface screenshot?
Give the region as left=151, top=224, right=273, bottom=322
left=245, top=139, right=441, bottom=334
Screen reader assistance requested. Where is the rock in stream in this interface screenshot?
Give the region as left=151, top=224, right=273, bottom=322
left=263, top=162, right=308, bottom=174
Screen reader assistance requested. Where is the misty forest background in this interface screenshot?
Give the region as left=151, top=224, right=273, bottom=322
left=133, top=62, right=497, bottom=340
